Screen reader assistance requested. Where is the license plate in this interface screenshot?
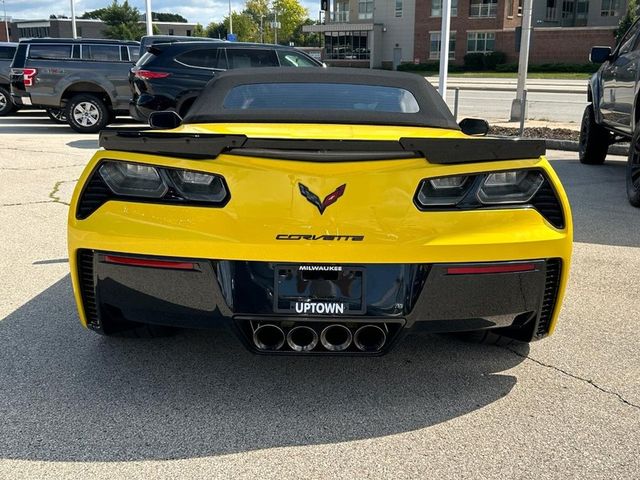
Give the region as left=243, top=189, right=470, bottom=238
left=274, top=265, right=365, bottom=315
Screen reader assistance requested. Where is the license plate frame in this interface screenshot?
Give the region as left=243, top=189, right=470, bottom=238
left=273, top=265, right=366, bottom=315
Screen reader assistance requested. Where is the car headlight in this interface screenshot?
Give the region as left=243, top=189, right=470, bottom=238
left=166, top=170, right=228, bottom=202
left=99, top=161, right=168, bottom=198
left=477, top=170, right=544, bottom=205
left=415, top=175, right=473, bottom=207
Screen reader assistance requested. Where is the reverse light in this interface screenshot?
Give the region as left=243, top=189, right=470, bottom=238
left=23, top=68, right=37, bottom=87
left=477, top=170, right=544, bottom=205
left=99, top=162, right=168, bottom=198
left=135, top=70, right=171, bottom=79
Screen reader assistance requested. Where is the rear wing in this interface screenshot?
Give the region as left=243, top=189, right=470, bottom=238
left=99, top=130, right=546, bottom=164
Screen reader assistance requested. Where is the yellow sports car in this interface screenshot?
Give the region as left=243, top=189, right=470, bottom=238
left=68, top=68, right=572, bottom=354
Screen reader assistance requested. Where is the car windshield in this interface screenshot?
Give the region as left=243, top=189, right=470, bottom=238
left=222, top=83, right=420, bottom=113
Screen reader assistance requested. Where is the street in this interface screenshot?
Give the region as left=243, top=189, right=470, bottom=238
left=0, top=113, right=638, bottom=479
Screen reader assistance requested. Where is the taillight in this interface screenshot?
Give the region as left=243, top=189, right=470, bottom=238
left=23, top=68, right=37, bottom=87
left=135, top=70, right=171, bottom=79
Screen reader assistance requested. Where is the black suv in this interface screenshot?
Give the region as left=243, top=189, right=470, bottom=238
left=581, top=19, right=640, bottom=207
left=130, top=42, right=322, bottom=122
left=10, top=38, right=140, bottom=133
left=0, top=42, right=17, bottom=116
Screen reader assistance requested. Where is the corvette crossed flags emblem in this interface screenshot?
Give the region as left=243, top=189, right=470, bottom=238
left=298, top=183, right=346, bottom=215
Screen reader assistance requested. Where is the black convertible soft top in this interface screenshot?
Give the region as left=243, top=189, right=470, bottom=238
left=182, top=68, right=460, bottom=130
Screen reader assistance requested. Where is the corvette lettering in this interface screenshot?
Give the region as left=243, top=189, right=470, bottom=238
left=293, top=302, right=346, bottom=314
left=276, top=234, right=364, bottom=241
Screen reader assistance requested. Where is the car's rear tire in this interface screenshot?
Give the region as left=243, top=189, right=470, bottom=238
left=0, top=86, right=16, bottom=116
left=46, top=107, right=67, bottom=124
left=66, top=94, right=109, bottom=133
left=579, top=104, right=610, bottom=165
left=626, top=123, right=640, bottom=207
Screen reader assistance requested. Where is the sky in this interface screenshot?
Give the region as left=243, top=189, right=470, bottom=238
left=2, top=0, right=323, bottom=26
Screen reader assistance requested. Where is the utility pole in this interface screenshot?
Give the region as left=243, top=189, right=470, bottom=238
left=70, top=0, right=77, bottom=38
left=145, top=0, right=152, bottom=36
left=229, top=0, right=233, bottom=35
left=438, top=0, right=452, bottom=100
left=2, top=0, right=9, bottom=42
left=274, top=10, right=278, bottom=44
left=510, top=0, right=533, bottom=121
left=260, top=15, right=264, bottom=43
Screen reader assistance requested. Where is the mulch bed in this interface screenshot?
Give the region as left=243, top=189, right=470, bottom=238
left=489, top=126, right=579, bottom=141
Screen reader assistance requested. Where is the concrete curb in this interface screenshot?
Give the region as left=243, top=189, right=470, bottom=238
left=543, top=138, right=629, bottom=156
left=446, top=86, right=586, bottom=94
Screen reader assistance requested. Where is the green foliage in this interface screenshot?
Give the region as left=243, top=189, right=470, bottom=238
left=192, top=23, right=206, bottom=37
left=463, top=52, right=485, bottom=70
left=224, top=12, right=259, bottom=42
left=152, top=12, right=188, bottom=22
left=462, top=52, right=507, bottom=70
left=484, top=51, right=507, bottom=70
left=398, top=62, right=464, bottom=73
left=271, top=0, right=308, bottom=43
left=615, top=0, right=638, bottom=44
left=205, top=21, right=227, bottom=39
left=81, top=0, right=145, bottom=40
left=291, top=19, right=321, bottom=47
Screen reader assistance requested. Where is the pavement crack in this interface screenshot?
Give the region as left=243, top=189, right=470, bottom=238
left=0, top=163, right=86, bottom=171
left=0, top=200, right=55, bottom=207
left=504, top=346, right=640, bottom=410
left=48, top=180, right=75, bottom=206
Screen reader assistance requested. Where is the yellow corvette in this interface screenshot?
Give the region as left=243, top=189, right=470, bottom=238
left=68, top=68, right=572, bottom=354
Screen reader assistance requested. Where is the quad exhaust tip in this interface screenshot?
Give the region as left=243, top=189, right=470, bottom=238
left=287, top=326, right=319, bottom=352
left=354, top=324, right=387, bottom=352
left=320, top=324, right=353, bottom=352
left=253, top=324, right=286, bottom=351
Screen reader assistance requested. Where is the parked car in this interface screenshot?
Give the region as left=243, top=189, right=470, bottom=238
left=138, top=35, right=223, bottom=58
left=581, top=18, right=640, bottom=207
left=68, top=68, right=572, bottom=350
left=10, top=38, right=140, bottom=133
left=129, top=42, right=323, bottom=122
left=0, top=42, right=18, bottom=116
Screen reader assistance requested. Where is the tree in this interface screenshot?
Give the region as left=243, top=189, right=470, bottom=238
left=192, top=23, right=206, bottom=37
left=205, top=21, right=227, bottom=39
left=224, top=12, right=259, bottom=42
left=271, top=0, right=308, bottom=44
left=81, top=1, right=145, bottom=40
left=615, top=0, right=638, bottom=44
left=152, top=12, right=188, bottom=22
left=291, top=18, right=321, bottom=47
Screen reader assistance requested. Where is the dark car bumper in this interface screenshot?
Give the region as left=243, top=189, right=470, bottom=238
left=77, top=250, right=562, bottom=354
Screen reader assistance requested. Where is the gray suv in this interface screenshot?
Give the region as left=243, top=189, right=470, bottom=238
left=0, top=42, right=18, bottom=116
left=10, top=38, right=140, bottom=133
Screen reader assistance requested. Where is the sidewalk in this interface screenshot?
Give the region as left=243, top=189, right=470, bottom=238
left=425, top=76, right=588, bottom=94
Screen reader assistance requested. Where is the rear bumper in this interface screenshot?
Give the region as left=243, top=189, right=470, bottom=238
left=75, top=250, right=563, bottom=352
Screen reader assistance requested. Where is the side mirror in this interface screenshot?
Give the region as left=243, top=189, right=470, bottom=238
left=590, top=46, right=612, bottom=64
left=148, top=110, right=182, bottom=129
left=459, top=118, right=489, bottom=136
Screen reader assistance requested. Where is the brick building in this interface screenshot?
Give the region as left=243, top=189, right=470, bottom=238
left=414, top=0, right=622, bottom=66
left=4, top=18, right=196, bottom=42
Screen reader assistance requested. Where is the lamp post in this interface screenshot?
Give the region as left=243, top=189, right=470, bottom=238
left=2, top=0, right=9, bottom=42
left=229, top=0, right=233, bottom=35
left=70, top=0, right=77, bottom=38
left=145, top=0, right=153, bottom=36
left=437, top=0, right=452, bottom=100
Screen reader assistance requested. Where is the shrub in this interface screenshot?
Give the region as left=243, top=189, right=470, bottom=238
left=463, top=53, right=485, bottom=70
left=484, top=51, right=507, bottom=70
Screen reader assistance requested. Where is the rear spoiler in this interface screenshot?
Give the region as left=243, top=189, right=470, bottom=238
left=98, top=130, right=546, bottom=164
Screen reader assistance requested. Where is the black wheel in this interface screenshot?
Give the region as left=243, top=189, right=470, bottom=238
left=579, top=104, right=610, bottom=165
left=0, top=86, right=16, bottom=116
left=626, top=124, right=640, bottom=207
left=66, top=94, right=110, bottom=133
left=46, top=107, right=67, bottom=124
left=451, top=330, right=518, bottom=346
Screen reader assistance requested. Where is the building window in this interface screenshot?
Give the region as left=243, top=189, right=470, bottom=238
left=169, top=28, right=174, bottom=35
left=334, top=2, right=350, bottom=22
left=396, top=0, right=403, bottom=17
left=324, top=31, right=370, bottom=60
left=77, top=26, right=83, bottom=37
left=358, top=0, right=374, bottom=19
left=507, top=0, right=514, bottom=16
left=431, top=0, right=458, bottom=17
left=601, top=0, right=620, bottom=16
left=518, top=0, right=523, bottom=15
left=470, top=0, right=497, bottom=17
left=186, top=30, right=191, bottom=36
left=546, top=0, right=557, bottom=20
left=576, top=0, right=589, bottom=25
left=467, top=32, right=495, bottom=53
left=429, top=32, right=456, bottom=60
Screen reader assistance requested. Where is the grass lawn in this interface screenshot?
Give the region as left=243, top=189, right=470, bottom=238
left=421, top=71, right=592, bottom=80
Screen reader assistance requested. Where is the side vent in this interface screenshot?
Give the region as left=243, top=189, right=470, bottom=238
left=531, top=181, right=565, bottom=229
left=76, top=171, right=111, bottom=220
left=536, top=258, right=562, bottom=337
left=77, top=249, right=100, bottom=330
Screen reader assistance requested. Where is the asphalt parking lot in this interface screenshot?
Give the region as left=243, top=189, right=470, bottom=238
left=0, top=112, right=638, bottom=479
